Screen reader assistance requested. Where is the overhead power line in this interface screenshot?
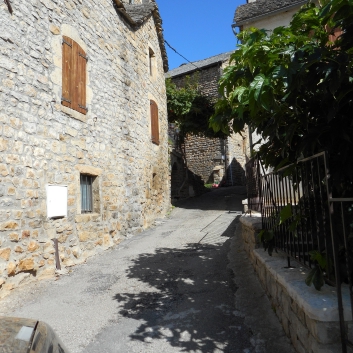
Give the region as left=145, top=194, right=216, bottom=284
left=164, top=40, right=200, bottom=71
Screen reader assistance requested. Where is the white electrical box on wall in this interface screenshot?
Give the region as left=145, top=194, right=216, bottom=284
left=46, top=185, right=68, bottom=218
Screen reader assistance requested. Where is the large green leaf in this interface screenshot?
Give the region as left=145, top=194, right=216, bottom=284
left=279, top=204, right=292, bottom=225
left=250, top=74, right=266, bottom=102
left=305, top=265, right=324, bottom=290
left=309, top=250, right=328, bottom=271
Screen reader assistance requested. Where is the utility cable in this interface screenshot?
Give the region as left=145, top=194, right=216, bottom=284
left=164, top=40, right=200, bottom=70
left=4, top=0, right=13, bottom=13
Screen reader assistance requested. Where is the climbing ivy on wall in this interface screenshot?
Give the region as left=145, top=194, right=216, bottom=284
left=166, top=77, right=224, bottom=140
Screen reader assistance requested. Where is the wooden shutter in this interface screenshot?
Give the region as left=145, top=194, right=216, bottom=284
left=62, top=36, right=87, bottom=114
left=73, top=41, right=87, bottom=115
left=62, top=36, right=73, bottom=109
left=150, top=100, right=159, bottom=145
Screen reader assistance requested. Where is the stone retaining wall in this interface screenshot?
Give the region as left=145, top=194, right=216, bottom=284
left=238, top=214, right=350, bottom=353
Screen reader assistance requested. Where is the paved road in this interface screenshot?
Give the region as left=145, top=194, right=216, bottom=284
left=0, top=187, right=293, bottom=353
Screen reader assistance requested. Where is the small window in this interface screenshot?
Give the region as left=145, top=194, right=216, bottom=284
left=149, top=48, right=155, bottom=76
left=80, top=174, right=93, bottom=213
left=150, top=100, right=159, bottom=145
left=62, top=36, right=88, bottom=115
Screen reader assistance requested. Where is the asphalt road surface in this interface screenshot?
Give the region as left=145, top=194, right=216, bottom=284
left=0, top=187, right=294, bottom=353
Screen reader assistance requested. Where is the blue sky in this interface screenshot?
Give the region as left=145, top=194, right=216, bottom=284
left=157, top=0, right=246, bottom=71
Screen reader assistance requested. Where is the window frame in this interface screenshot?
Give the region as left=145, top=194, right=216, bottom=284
left=80, top=174, right=94, bottom=213
left=148, top=47, right=155, bottom=77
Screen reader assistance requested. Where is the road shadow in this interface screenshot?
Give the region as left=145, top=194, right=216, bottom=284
left=173, top=186, right=247, bottom=212
left=112, top=217, right=252, bottom=352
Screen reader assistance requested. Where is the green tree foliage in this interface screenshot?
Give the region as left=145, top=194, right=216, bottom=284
left=166, top=77, right=224, bottom=140
left=210, top=0, right=353, bottom=197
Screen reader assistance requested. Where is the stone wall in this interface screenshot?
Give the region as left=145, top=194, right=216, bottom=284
left=226, top=132, right=248, bottom=186
left=170, top=59, right=248, bottom=186
left=171, top=64, right=221, bottom=103
left=237, top=215, right=349, bottom=353
left=0, top=0, right=170, bottom=297
left=184, top=135, right=223, bottom=184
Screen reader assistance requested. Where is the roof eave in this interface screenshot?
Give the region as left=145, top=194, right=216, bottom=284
left=113, top=0, right=169, bottom=72
left=167, top=60, right=226, bottom=79
left=232, top=0, right=307, bottom=28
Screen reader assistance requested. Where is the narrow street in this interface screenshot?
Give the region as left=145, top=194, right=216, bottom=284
left=0, top=187, right=292, bottom=353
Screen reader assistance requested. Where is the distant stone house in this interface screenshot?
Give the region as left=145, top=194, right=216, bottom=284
left=167, top=52, right=248, bottom=199
left=0, top=0, right=170, bottom=297
left=233, top=0, right=307, bottom=32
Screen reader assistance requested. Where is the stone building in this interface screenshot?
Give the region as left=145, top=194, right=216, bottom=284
left=0, top=0, right=170, bottom=297
left=167, top=52, right=248, bottom=199
left=233, top=0, right=307, bottom=32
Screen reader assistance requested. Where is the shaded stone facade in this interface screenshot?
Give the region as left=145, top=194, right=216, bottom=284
left=0, top=0, right=170, bottom=297
left=167, top=52, right=248, bottom=190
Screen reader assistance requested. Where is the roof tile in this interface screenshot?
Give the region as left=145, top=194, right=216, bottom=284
left=166, top=51, right=234, bottom=77
left=234, top=0, right=305, bottom=25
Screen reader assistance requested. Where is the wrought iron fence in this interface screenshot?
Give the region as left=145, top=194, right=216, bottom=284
left=245, top=155, right=262, bottom=213
left=329, top=198, right=353, bottom=352
left=262, top=152, right=333, bottom=273
left=246, top=151, right=353, bottom=352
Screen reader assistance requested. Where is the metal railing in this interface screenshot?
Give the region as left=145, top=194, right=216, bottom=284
left=329, top=198, right=353, bottom=352
left=246, top=151, right=353, bottom=352
left=261, top=152, right=333, bottom=272
left=245, top=155, right=263, bottom=213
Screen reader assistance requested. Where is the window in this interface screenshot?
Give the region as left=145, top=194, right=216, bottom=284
left=62, top=36, right=88, bottom=115
left=149, top=48, right=155, bottom=76
left=80, top=174, right=93, bottom=213
left=150, top=100, right=159, bottom=145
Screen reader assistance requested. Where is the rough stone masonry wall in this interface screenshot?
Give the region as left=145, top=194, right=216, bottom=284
left=171, top=64, right=221, bottom=104
left=226, top=131, right=248, bottom=186
left=238, top=215, right=347, bottom=353
left=171, top=62, right=248, bottom=186
left=0, top=0, right=170, bottom=298
left=183, top=136, right=223, bottom=184
left=171, top=65, right=225, bottom=184
left=220, top=61, right=249, bottom=187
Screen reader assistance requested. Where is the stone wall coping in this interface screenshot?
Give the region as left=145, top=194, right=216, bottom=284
left=254, top=249, right=352, bottom=322
left=239, top=213, right=262, bottom=230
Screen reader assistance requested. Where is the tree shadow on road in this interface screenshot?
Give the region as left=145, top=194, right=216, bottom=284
left=112, top=217, right=252, bottom=352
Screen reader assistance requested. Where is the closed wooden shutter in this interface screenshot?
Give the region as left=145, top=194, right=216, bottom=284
left=150, top=100, right=159, bottom=145
left=62, top=36, right=73, bottom=109
left=62, top=36, right=87, bottom=115
left=73, top=41, right=87, bottom=115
